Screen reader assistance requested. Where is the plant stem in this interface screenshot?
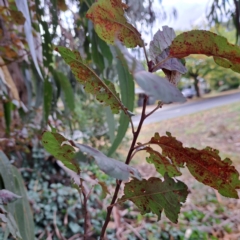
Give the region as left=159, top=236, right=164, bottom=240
left=99, top=95, right=149, bottom=239
left=143, top=44, right=150, bottom=66
left=150, top=56, right=171, bottom=72
left=79, top=180, right=88, bottom=240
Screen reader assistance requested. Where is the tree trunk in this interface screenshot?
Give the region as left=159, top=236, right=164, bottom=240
left=193, top=77, right=200, bottom=97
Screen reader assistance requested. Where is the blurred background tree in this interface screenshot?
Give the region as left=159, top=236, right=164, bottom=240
left=181, top=22, right=240, bottom=97
left=207, top=0, right=240, bottom=43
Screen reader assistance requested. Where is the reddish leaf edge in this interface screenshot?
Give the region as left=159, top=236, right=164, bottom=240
left=138, top=132, right=240, bottom=199
left=53, top=45, right=129, bottom=115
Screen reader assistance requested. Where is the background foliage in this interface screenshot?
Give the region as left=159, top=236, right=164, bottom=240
left=1, top=0, right=240, bottom=239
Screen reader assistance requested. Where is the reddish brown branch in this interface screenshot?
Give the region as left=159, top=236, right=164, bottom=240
left=99, top=95, right=149, bottom=239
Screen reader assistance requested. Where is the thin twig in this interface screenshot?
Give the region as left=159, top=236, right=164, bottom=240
left=79, top=179, right=88, bottom=240
left=145, top=101, right=163, bottom=118
left=151, top=56, right=171, bottom=72
left=99, top=95, right=149, bottom=239
left=128, top=148, right=142, bottom=162
left=67, top=234, right=81, bottom=240
left=132, top=142, right=150, bottom=151
left=53, top=211, right=66, bottom=240
left=129, top=117, right=135, bottom=135
left=142, top=44, right=150, bottom=67
left=125, top=223, right=144, bottom=240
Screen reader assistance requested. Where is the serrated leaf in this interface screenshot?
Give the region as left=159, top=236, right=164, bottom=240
left=145, top=147, right=181, bottom=177
left=86, top=0, right=143, bottom=48
left=118, top=174, right=188, bottom=223
left=169, top=30, right=240, bottom=73
left=149, top=133, right=240, bottom=198
left=149, top=26, right=176, bottom=64
left=75, top=143, right=142, bottom=180
left=41, top=131, right=80, bottom=173
left=107, top=45, right=135, bottom=156
left=55, top=46, right=126, bottom=114
left=0, top=190, right=21, bottom=205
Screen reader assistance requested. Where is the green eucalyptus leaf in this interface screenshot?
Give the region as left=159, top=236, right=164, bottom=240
left=107, top=45, right=135, bottom=156
left=0, top=151, right=34, bottom=240
left=92, top=30, right=105, bottom=71
left=55, top=71, right=75, bottom=111
left=3, top=101, right=12, bottom=135
left=41, top=131, right=80, bottom=173
left=55, top=46, right=127, bottom=114
left=75, top=143, right=142, bottom=180
left=43, top=79, right=53, bottom=122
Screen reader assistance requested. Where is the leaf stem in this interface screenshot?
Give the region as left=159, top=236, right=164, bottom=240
left=99, top=95, right=149, bottom=239
left=129, top=117, right=135, bottom=135
left=143, top=43, right=150, bottom=67
left=151, top=56, right=171, bottom=72
left=79, top=180, right=89, bottom=240
left=145, top=101, right=163, bottom=118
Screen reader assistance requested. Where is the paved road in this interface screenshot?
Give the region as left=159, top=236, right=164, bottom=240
left=132, top=92, right=240, bottom=126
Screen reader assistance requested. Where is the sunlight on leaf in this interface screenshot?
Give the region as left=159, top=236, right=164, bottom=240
left=41, top=131, right=80, bottom=173
left=55, top=46, right=126, bottom=114
left=148, top=132, right=240, bottom=198
left=118, top=173, right=189, bottom=223
left=86, top=0, right=143, bottom=48
left=169, top=30, right=240, bottom=73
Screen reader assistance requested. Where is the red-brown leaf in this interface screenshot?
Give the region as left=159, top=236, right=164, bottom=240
left=148, top=132, right=240, bottom=198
